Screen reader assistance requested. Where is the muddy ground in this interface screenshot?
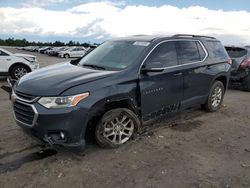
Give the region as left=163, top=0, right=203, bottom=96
left=0, top=48, right=250, bottom=188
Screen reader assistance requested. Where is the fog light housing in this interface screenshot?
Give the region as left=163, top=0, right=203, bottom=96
left=46, top=132, right=66, bottom=145
left=60, top=131, right=65, bottom=140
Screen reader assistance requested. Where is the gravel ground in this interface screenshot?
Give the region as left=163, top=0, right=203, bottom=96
left=0, top=48, right=250, bottom=188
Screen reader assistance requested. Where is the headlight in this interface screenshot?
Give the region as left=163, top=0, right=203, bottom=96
left=38, top=92, right=89, bottom=109
left=23, top=57, right=37, bottom=63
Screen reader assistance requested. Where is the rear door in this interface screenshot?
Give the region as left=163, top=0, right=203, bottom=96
left=69, top=48, right=77, bottom=57
left=139, top=41, right=183, bottom=121
left=175, top=40, right=211, bottom=107
left=77, top=47, right=86, bottom=57
left=71, top=48, right=85, bottom=57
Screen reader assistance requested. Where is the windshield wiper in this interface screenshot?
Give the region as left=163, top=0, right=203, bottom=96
left=82, top=64, right=106, bottom=70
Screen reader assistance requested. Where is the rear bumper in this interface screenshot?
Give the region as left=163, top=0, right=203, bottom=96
left=230, top=68, right=249, bottom=81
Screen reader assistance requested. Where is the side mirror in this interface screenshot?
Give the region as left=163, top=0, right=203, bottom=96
left=141, top=62, right=164, bottom=72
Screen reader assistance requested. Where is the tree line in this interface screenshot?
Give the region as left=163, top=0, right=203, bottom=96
left=0, top=38, right=99, bottom=47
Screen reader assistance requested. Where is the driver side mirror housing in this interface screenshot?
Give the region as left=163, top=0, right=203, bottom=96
left=141, top=61, right=164, bottom=73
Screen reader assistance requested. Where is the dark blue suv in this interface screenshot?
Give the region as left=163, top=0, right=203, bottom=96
left=9, top=34, right=231, bottom=150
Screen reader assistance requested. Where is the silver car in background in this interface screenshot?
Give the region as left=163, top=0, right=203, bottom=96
left=58, top=47, right=87, bottom=58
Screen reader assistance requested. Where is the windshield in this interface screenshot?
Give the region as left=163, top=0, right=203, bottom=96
left=79, top=41, right=149, bottom=70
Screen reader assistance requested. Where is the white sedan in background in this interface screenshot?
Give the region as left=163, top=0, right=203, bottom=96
left=58, top=47, right=87, bottom=58
left=0, top=48, right=39, bottom=80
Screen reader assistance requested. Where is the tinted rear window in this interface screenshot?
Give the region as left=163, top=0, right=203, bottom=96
left=225, top=47, right=247, bottom=58
left=206, top=41, right=228, bottom=60
left=176, top=41, right=206, bottom=64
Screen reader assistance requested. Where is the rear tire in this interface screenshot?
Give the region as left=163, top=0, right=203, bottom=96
left=10, top=65, right=30, bottom=80
left=242, top=74, right=250, bottom=91
left=64, top=54, right=70, bottom=58
left=204, top=81, right=225, bottom=112
left=95, top=108, right=140, bottom=148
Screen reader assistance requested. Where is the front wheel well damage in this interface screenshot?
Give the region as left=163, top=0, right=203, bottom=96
left=84, top=99, right=140, bottom=142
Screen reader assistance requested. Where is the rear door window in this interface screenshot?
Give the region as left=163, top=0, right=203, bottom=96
left=145, top=41, right=178, bottom=67
left=176, top=41, right=206, bottom=64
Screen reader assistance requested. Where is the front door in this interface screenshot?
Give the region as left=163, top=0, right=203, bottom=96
left=0, top=50, right=10, bottom=72
left=139, top=41, right=183, bottom=121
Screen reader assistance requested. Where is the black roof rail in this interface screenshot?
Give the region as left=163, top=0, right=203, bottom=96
left=172, top=34, right=216, bottom=39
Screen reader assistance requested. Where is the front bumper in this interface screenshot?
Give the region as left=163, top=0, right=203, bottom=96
left=29, top=62, right=39, bottom=71
left=13, top=96, right=89, bottom=149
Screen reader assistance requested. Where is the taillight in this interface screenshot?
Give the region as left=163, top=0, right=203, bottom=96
left=240, top=58, right=250, bottom=69
left=228, top=59, right=232, bottom=65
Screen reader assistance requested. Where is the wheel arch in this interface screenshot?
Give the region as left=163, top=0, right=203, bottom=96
left=8, top=62, right=32, bottom=75
left=213, top=74, right=228, bottom=90
left=83, top=96, right=140, bottom=142
left=64, top=53, right=70, bottom=58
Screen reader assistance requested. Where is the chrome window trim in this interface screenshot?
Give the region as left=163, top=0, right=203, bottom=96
left=138, top=39, right=208, bottom=73
left=13, top=99, right=38, bottom=127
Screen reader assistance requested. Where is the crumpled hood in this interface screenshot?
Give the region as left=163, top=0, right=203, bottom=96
left=16, top=63, right=116, bottom=96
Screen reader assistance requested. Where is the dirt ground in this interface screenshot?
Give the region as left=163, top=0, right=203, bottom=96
left=0, top=48, right=250, bottom=188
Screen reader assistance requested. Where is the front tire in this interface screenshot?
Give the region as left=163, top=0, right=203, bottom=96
left=10, top=65, right=30, bottom=80
left=95, top=108, right=140, bottom=148
left=204, top=81, right=225, bottom=112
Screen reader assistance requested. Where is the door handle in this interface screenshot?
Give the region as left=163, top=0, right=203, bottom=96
left=173, top=72, right=182, bottom=76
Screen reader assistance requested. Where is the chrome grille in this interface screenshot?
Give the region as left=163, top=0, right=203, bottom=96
left=15, top=91, right=37, bottom=102
left=13, top=101, right=36, bottom=126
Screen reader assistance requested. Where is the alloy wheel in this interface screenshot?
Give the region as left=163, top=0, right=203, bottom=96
left=14, top=67, right=28, bottom=79
left=102, top=114, right=134, bottom=145
left=211, top=86, right=222, bottom=108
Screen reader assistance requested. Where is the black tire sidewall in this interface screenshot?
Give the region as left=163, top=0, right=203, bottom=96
left=10, top=65, right=29, bottom=80
left=205, top=81, right=225, bottom=112
left=95, top=108, right=140, bottom=148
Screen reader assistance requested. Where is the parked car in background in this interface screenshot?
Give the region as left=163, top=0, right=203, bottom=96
left=87, top=44, right=98, bottom=51
left=48, top=47, right=69, bottom=56
left=225, top=46, right=250, bottom=91
left=8, top=34, right=230, bottom=151
left=46, top=47, right=59, bottom=56
left=44, top=47, right=54, bottom=54
left=0, top=48, right=39, bottom=79
left=58, top=47, right=87, bottom=58
left=39, top=47, right=52, bottom=54
left=31, top=46, right=40, bottom=52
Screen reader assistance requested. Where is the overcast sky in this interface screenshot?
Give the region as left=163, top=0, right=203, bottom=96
left=0, top=0, right=250, bottom=45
